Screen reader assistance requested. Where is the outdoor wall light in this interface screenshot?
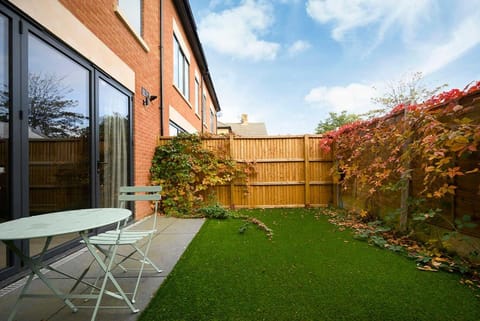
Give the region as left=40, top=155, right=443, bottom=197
left=141, top=87, right=158, bottom=106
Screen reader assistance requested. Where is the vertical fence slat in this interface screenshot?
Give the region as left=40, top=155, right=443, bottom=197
left=304, top=135, right=310, bottom=206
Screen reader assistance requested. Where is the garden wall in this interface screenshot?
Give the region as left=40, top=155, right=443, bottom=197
left=157, top=135, right=333, bottom=208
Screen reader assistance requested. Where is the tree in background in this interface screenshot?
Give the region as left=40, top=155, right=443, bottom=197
left=315, top=110, right=360, bottom=134
left=28, top=73, right=87, bottom=138
left=372, top=71, right=448, bottom=112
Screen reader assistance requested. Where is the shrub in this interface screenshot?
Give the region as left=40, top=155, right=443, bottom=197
left=197, top=203, right=230, bottom=219
left=150, top=133, right=244, bottom=216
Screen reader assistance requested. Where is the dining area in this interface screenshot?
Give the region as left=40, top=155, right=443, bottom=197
left=0, top=198, right=204, bottom=321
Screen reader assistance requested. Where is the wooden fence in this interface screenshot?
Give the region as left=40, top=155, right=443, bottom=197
left=340, top=90, right=480, bottom=237
left=0, top=138, right=89, bottom=215
left=157, top=135, right=333, bottom=208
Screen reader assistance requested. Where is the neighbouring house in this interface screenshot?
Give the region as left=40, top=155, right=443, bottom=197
left=217, top=114, right=268, bottom=136
left=0, top=0, right=220, bottom=283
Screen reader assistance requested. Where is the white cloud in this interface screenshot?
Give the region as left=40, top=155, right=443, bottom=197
left=198, top=0, right=280, bottom=61
left=416, top=15, right=480, bottom=76
left=306, top=0, right=432, bottom=44
left=305, top=83, right=377, bottom=115
left=287, top=40, right=311, bottom=56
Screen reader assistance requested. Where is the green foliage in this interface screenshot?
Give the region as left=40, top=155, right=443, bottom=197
left=324, top=207, right=478, bottom=285
left=197, top=203, right=230, bottom=219
left=315, top=110, right=360, bottom=134
left=150, top=133, right=243, bottom=216
left=320, top=81, right=480, bottom=243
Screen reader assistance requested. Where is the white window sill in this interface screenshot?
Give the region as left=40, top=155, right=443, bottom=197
left=172, top=84, right=192, bottom=108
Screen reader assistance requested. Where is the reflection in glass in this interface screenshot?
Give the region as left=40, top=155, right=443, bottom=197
left=99, top=79, right=129, bottom=208
left=28, top=34, right=90, bottom=256
left=0, top=14, right=9, bottom=269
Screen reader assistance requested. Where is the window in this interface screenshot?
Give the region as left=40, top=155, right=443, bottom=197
left=98, top=79, right=129, bottom=208
left=118, top=0, right=142, bottom=36
left=202, top=93, right=206, bottom=126
left=194, top=78, right=199, bottom=114
left=169, top=121, right=185, bottom=136
left=210, top=109, right=215, bottom=133
left=173, top=35, right=189, bottom=99
left=0, top=8, right=133, bottom=277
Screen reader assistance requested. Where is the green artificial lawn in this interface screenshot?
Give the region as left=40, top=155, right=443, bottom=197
left=139, top=208, right=480, bottom=321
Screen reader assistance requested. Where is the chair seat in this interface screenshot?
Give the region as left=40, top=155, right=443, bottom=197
left=82, top=233, right=144, bottom=245
left=104, top=230, right=156, bottom=237
left=82, top=185, right=162, bottom=304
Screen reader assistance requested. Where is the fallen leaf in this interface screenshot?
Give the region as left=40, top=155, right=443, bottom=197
left=417, top=265, right=438, bottom=272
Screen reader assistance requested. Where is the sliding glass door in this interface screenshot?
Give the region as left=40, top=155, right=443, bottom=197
left=0, top=13, right=10, bottom=271
left=27, top=33, right=91, bottom=256
left=0, top=4, right=133, bottom=282
left=98, top=79, right=130, bottom=208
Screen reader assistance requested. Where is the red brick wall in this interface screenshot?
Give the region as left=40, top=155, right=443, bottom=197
left=59, top=0, right=218, bottom=217
left=162, top=1, right=216, bottom=135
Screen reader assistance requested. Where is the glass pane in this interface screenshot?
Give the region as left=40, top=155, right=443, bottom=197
left=28, top=34, right=90, bottom=256
left=118, top=0, right=142, bottom=35
left=202, top=94, right=206, bottom=125
left=184, top=60, right=189, bottom=99
left=0, top=14, right=9, bottom=269
left=178, top=49, right=184, bottom=93
left=210, top=110, right=214, bottom=133
left=194, top=79, right=199, bottom=114
left=99, top=79, right=129, bottom=208
left=173, top=37, right=179, bottom=87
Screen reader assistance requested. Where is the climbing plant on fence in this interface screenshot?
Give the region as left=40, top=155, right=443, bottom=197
left=150, top=133, right=246, bottom=216
left=320, top=81, right=480, bottom=243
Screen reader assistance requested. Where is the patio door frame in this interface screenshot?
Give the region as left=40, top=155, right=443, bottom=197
left=0, top=2, right=133, bottom=283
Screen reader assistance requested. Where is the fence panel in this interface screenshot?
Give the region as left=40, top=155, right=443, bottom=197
left=157, top=135, right=333, bottom=208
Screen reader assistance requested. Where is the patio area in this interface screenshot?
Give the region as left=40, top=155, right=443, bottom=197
left=0, top=216, right=204, bottom=321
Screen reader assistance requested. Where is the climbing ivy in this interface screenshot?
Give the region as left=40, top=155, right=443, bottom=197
left=320, top=81, right=480, bottom=239
left=150, top=133, right=245, bottom=216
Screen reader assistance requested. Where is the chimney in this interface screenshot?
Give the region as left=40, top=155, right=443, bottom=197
left=241, top=114, right=248, bottom=125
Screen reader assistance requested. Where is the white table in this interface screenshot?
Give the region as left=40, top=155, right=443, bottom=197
left=0, top=208, right=139, bottom=321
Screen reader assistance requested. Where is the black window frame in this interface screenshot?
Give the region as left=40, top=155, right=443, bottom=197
left=0, top=1, right=134, bottom=283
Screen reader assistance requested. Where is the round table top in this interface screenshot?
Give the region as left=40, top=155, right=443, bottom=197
left=0, top=208, right=131, bottom=240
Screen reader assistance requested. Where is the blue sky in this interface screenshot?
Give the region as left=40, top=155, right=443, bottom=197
left=190, top=0, right=480, bottom=135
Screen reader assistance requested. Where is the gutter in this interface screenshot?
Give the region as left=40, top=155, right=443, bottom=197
left=173, top=0, right=221, bottom=113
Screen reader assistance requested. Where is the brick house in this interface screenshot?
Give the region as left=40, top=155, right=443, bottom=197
left=0, top=0, right=220, bottom=283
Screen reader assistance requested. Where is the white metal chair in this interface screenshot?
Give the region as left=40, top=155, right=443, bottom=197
left=86, top=185, right=163, bottom=303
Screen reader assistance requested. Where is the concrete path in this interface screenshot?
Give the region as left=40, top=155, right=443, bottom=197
left=0, top=216, right=204, bottom=321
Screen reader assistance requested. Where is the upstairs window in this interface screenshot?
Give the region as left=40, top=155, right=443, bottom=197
left=118, top=0, right=142, bottom=36
left=210, top=109, right=215, bottom=133
left=202, top=93, right=206, bottom=126
left=173, top=36, right=189, bottom=99
left=194, top=78, right=199, bottom=114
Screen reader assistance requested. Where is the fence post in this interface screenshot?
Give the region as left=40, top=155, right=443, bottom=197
left=229, top=134, right=235, bottom=209
left=304, top=135, right=310, bottom=207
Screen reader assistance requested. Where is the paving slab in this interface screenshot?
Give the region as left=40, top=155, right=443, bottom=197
left=0, top=216, right=204, bottom=321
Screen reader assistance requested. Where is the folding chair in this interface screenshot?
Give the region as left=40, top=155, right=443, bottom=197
left=86, top=186, right=163, bottom=303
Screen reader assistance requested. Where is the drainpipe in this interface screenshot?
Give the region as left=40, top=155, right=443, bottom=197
left=159, top=0, right=164, bottom=136
left=200, top=75, right=204, bottom=134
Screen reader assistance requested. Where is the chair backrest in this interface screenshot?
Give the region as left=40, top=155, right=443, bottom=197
left=118, top=186, right=162, bottom=228
left=118, top=186, right=162, bottom=203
